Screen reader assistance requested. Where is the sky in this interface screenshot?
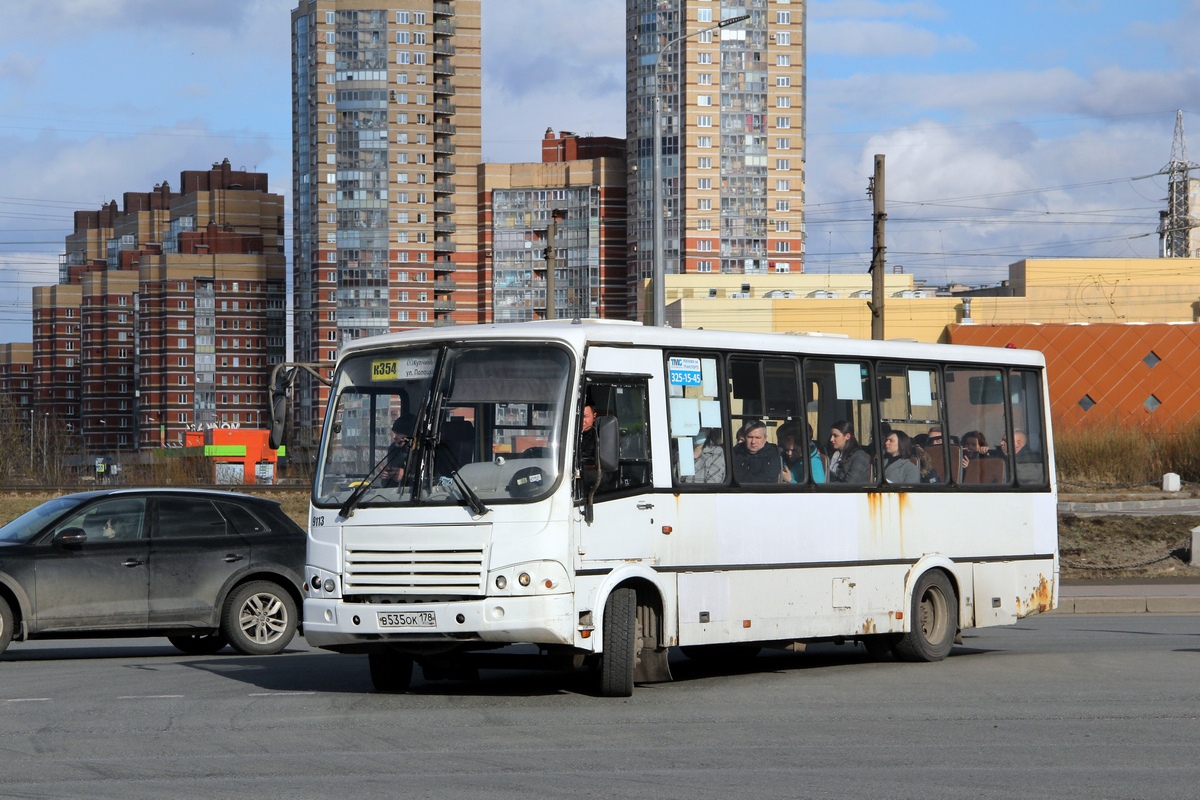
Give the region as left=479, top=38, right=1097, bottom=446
left=1, top=0, right=1198, bottom=343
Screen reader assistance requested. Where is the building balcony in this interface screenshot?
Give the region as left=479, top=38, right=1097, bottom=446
left=433, top=21, right=456, bottom=36
left=434, top=200, right=457, bottom=214
left=432, top=80, right=455, bottom=96
left=432, top=60, right=456, bottom=77
left=433, top=159, right=456, bottom=175
left=434, top=299, right=457, bottom=311
left=434, top=318, right=456, bottom=327
left=433, top=101, right=455, bottom=116
left=433, top=240, right=457, bottom=253
left=433, top=1, right=455, bottom=16
left=433, top=261, right=456, bottom=276
left=433, top=139, right=456, bottom=155
left=434, top=121, right=457, bottom=135
left=433, top=180, right=455, bottom=194
left=434, top=278, right=457, bottom=292
left=433, top=41, right=456, bottom=56
left=434, top=219, right=457, bottom=233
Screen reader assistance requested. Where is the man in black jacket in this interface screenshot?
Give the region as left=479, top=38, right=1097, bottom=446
left=732, top=420, right=782, bottom=484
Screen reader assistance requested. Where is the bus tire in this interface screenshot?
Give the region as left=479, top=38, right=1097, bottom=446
left=599, top=587, right=637, bottom=697
left=0, top=596, right=13, bottom=658
left=369, top=651, right=414, bottom=692
left=895, top=570, right=957, bottom=662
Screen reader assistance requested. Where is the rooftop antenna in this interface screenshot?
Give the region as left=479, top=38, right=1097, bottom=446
left=1159, top=110, right=1199, bottom=257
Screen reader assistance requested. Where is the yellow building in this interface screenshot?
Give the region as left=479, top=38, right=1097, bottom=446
left=664, top=258, right=1200, bottom=342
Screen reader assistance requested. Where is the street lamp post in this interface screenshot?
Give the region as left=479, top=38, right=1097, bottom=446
left=651, top=12, right=750, bottom=327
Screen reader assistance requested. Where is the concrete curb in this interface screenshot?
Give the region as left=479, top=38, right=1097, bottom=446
left=1059, top=498, right=1200, bottom=515
left=1050, top=596, right=1200, bottom=614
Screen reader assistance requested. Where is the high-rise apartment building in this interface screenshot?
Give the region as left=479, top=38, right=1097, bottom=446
left=626, top=0, right=806, bottom=320
left=290, top=0, right=481, bottom=430
left=478, top=129, right=628, bottom=323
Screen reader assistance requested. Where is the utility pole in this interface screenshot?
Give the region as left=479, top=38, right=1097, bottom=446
left=544, top=208, right=567, bottom=321
left=868, top=154, right=886, bottom=340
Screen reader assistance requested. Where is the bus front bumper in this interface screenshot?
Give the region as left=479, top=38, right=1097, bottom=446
left=303, top=594, right=576, bottom=650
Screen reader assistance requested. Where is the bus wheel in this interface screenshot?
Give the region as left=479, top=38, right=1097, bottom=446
left=895, top=571, right=957, bottom=662
left=599, top=587, right=638, bottom=697
left=369, top=650, right=414, bottom=692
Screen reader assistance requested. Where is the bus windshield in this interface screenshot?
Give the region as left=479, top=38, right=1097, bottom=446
left=314, top=342, right=573, bottom=509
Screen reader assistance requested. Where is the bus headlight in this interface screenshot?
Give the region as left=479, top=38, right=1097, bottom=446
left=487, top=561, right=569, bottom=596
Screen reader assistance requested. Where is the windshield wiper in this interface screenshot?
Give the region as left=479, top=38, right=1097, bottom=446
left=338, top=442, right=405, bottom=519
left=435, top=440, right=490, bottom=517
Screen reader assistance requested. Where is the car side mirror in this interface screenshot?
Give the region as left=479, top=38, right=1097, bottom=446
left=52, top=527, right=87, bottom=547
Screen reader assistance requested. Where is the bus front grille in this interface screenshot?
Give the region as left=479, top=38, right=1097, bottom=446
left=343, top=546, right=487, bottom=596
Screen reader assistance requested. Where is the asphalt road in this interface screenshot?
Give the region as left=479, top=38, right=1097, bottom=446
left=3, top=616, right=1200, bottom=800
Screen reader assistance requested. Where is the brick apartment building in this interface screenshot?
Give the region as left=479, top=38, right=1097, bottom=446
left=26, top=160, right=286, bottom=453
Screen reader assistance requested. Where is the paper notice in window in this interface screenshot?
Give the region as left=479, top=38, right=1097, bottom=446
left=908, top=370, right=933, bottom=407
left=834, top=362, right=863, bottom=400
left=669, top=398, right=701, bottom=436
left=676, top=437, right=696, bottom=477
left=700, top=399, right=722, bottom=428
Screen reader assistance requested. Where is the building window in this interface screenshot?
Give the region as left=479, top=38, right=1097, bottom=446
left=776, top=76, right=791, bottom=87
left=697, top=52, right=712, bottom=64
left=697, top=261, right=712, bottom=273
left=698, top=8, right=712, bottom=22
left=776, top=200, right=791, bottom=212
left=698, top=95, right=712, bottom=107
left=698, top=73, right=712, bottom=85
left=776, top=159, right=790, bottom=170
left=698, top=198, right=712, bottom=211
left=776, top=242, right=791, bottom=253
left=775, top=220, right=790, bottom=232
left=777, top=11, right=791, bottom=23
left=777, top=138, right=791, bottom=150
left=697, top=178, right=712, bottom=190
left=776, top=96, right=791, bottom=108
left=698, top=135, right=713, bottom=148
left=776, top=180, right=790, bottom=191
left=776, top=55, right=791, bottom=67
left=776, top=32, right=791, bottom=46
left=697, top=219, right=712, bottom=231
left=697, top=115, right=712, bottom=128
left=698, top=157, right=713, bottom=169
left=697, top=240, right=713, bottom=252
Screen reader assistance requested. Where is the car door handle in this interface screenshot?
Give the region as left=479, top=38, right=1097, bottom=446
left=637, top=502, right=654, bottom=510
left=223, top=553, right=245, bottom=563
left=123, top=558, right=145, bottom=568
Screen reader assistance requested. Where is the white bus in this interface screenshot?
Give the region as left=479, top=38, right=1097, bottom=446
left=299, top=320, right=1057, bottom=696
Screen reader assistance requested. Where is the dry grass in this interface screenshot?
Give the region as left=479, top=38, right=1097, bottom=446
left=1055, top=420, right=1200, bottom=485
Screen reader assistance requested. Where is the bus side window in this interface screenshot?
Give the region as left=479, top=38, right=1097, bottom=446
left=587, top=379, right=653, bottom=497
left=805, top=359, right=877, bottom=487
left=876, top=362, right=945, bottom=487
left=945, top=366, right=1007, bottom=485
left=667, top=354, right=727, bottom=488
left=1009, top=369, right=1048, bottom=486
left=728, top=356, right=799, bottom=487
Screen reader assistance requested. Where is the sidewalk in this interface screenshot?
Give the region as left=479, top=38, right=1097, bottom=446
left=1054, top=582, right=1200, bottom=614
left=1059, top=498, right=1200, bottom=517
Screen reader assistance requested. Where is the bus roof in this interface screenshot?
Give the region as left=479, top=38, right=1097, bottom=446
left=337, top=320, right=1046, bottom=368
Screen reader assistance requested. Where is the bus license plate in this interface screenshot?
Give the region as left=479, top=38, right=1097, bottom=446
left=378, top=610, right=436, bottom=629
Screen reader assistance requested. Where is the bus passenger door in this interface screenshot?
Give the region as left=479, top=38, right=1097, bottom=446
left=576, top=349, right=674, bottom=565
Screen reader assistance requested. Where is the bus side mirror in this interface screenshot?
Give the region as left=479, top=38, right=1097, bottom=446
left=596, top=416, right=619, bottom=474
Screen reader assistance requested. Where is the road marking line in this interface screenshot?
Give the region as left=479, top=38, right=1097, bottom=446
left=247, top=691, right=317, bottom=696
left=3, top=698, right=50, bottom=703
left=117, top=694, right=185, bottom=699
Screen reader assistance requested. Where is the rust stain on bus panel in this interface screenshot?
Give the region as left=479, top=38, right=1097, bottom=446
left=1014, top=574, right=1054, bottom=618
left=859, top=618, right=878, bottom=635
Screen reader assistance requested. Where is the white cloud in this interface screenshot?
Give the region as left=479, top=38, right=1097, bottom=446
left=810, top=19, right=953, bottom=57
left=809, top=0, right=945, bottom=21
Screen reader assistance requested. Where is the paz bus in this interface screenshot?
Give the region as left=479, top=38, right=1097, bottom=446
left=295, top=320, right=1057, bottom=696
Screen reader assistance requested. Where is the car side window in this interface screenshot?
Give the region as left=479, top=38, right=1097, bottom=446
left=55, top=498, right=147, bottom=542
left=216, top=502, right=272, bottom=535
left=154, top=497, right=229, bottom=538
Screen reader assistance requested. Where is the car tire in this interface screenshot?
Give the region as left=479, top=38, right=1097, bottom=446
left=0, top=596, right=13, bottom=658
left=221, top=580, right=297, bottom=655
left=168, top=632, right=229, bottom=656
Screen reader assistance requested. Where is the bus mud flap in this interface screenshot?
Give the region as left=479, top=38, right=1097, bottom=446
left=633, top=602, right=672, bottom=683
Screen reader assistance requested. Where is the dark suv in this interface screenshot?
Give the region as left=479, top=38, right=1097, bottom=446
left=0, top=489, right=305, bottom=658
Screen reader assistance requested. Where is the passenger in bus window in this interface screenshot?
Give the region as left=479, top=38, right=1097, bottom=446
left=883, top=431, right=919, bottom=484
left=828, top=421, right=870, bottom=484
left=732, top=420, right=782, bottom=484
left=579, top=403, right=599, bottom=489
left=959, top=430, right=991, bottom=471
left=1001, top=430, right=1044, bottom=484
left=681, top=427, right=726, bottom=484
left=778, top=425, right=824, bottom=484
